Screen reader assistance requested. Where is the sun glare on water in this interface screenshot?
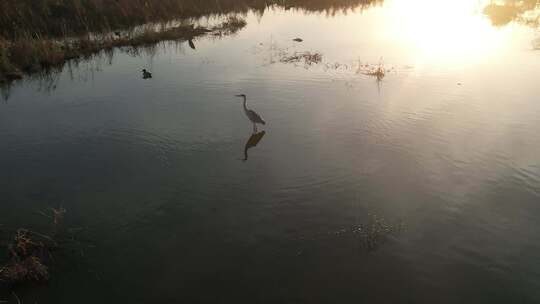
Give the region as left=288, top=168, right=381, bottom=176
left=382, top=0, right=511, bottom=66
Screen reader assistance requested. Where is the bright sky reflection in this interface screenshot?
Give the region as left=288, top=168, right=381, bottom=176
left=380, top=0, right=514, bottom=66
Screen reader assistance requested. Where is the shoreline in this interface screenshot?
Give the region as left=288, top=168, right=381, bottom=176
left=0, top=17, right=246, bottom=85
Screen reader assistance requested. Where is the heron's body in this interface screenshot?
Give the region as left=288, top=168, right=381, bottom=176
left=236, top=94, right=266, bottom=132
left=243, top=99, right=266, bottom=125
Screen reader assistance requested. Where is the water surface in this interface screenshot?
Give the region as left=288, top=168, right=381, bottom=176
left=2, top=0, right=540, bottom=302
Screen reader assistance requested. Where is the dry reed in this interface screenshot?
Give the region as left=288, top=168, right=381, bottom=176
left=0, top=0, right=381, bottom=82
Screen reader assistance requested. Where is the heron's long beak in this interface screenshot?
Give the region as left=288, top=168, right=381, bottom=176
left=235, top=94, right=243, bottom=97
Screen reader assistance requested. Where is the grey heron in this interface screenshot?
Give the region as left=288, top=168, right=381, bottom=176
left=235, top=94, right=266, bottom=132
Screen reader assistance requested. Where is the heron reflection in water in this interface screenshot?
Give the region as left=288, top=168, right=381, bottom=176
left=243, top=131, right=266, bottom=161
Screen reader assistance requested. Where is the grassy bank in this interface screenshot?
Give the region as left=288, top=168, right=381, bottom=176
left=0, top=17, right=246, bottom=83
left=0, top=0, right=380, bottom=38
left=0, top=0, right=379, bottom=83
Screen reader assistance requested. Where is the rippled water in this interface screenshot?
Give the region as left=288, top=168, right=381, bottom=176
left=2, top=0, right=540, bottom=302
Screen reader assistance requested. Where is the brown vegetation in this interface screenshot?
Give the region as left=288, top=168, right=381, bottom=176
left=0, top=208, right=66, bottom=285
left=280, top=51, right=323, bottom=65
left=258, top=39, right=394, bottom=82
left=483, top=0, right=539, bottom=27
left=0, top=0, right=380, bottom=83
left=0, top=18, right=246, bottom=84
left=0, top=229, right=51, bottom=283
left=357, top=61, right=388, bottom=81
left=0, top=0, right=381, bottom=39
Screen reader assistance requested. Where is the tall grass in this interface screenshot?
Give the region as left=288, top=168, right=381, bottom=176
left=0, top=19, right=247, bottom=82
left=1, top=0, right=380, bottom=38
left=0, top=0, right=381, bottom=82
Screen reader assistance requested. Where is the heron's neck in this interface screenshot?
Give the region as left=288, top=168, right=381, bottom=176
left=242, top=97, right=248, bottom=111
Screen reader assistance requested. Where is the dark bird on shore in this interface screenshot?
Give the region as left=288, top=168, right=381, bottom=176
left=142, top=69, right=152, bottom=79
left=188, top=39, right=196, bottom=50
left=235, top=94, right=266, bottom=133
left=293, top=38, right=303, bottom=42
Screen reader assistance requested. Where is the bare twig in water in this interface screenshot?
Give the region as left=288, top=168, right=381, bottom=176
left=51, top=207, right=66, bottom=225
left=11, top=292, right=21, bottom=304
left=27, top=230, right=58, bottom=247
left=35, top=210, right=53, bottom=219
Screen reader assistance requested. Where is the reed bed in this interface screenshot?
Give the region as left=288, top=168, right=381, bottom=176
left=0, top=0, right=381, bottom=38
left=0, top=17, right=246, bottom=83
left=0, top=0, right=380, bottom=82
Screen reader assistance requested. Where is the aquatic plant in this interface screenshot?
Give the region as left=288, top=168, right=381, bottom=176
left=280, top=51, right=323, bottom=66
left=353, top=214, right=404, bottom=251
left=300, top=213, right=404, bottom=253
left=0, top=229, right=51, bottom=283
left=256, top=38, right=398, bottom=85
left=211, top=16, right=248, bottom=36
left=0, top=208, right=66, bottom=285
left=356, top=60, right=390, bottom=81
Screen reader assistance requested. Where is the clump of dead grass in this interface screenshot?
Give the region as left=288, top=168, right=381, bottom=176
left=0, top=229, right=51, bottom=283
left=0, top=208, right=66, bottom=284
left=356, top=60, right=388, bottom=81
left=212, top=16, right=248, bottom=36
left=280, top=51, right=323, bottom=65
